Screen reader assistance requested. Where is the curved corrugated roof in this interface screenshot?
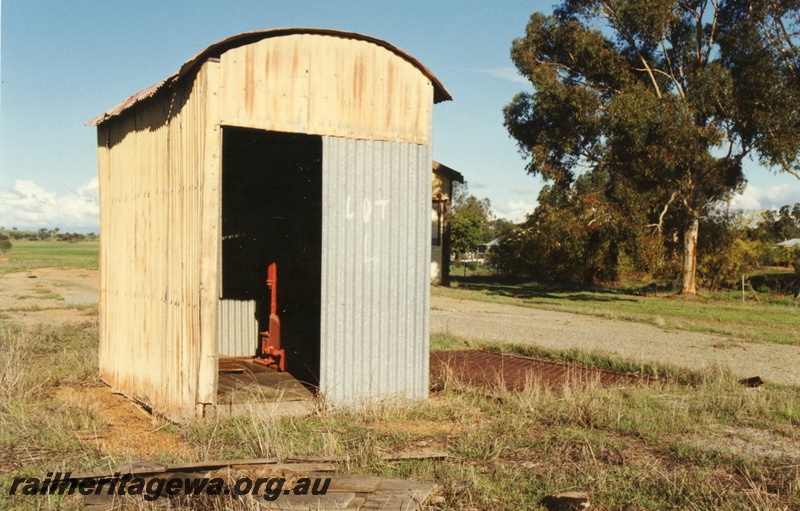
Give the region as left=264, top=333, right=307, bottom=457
left=87, top=28, right=452, bottom=126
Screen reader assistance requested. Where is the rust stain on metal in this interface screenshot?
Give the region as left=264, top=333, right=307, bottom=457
left=430, top=350, right=648, bottom=391
left=352, top=55, right=364, bottom=112
left=87, top=27, right=451, bottom=127
left=244, top=45, right=254, bottom=113
left=386, top=60, right=395, bottom=126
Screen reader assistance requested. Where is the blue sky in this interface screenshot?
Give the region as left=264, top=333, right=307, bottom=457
left=1, top=0, right=799, bottom=232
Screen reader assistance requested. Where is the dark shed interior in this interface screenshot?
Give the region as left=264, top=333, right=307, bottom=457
left=221, top=127, right=323, bottom=385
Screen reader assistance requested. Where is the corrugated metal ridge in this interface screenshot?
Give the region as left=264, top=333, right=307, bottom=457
left=86, top=27, right=452, bottom=127
left=433, top=161, right=464, bottom=184
left=86, top=78, right=178, bottom=126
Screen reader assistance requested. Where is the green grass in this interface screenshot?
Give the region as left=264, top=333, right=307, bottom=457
left=437, top=275, right=800, bottom=345
left=0, top=240, right=99, bottom=274
left=3, top=303, right=98, bottom=314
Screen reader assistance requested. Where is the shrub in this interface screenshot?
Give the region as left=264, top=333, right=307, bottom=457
left=0, top=234, right=11, bottom=254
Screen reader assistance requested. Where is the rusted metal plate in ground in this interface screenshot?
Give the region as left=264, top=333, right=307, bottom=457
left=430, top=350, right=645, bottom=391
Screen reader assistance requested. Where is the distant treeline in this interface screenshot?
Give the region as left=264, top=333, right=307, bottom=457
left=489, top=200, right=800, bottom=291
left=0, top=228, right=98, bottom=243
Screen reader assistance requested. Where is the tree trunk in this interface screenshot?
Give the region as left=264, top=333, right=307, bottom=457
left=681, top=215, right=699, bottom=294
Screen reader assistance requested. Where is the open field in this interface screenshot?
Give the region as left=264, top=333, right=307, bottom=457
left=0, top=240, right=99, bottom=275
left=435, top=275, right=800, bottom=345
left=0, top=242, right=798, bottom=509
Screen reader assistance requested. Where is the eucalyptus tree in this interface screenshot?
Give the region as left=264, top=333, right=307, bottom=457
left=450, top=182, right=494, bottom=258
left=505, top=0, right=799, bottom=293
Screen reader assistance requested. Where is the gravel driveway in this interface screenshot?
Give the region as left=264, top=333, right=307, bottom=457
left=431, top=295, right=800, bottom=387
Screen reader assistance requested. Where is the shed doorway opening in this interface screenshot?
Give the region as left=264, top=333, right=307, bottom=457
left=219, top=127, right=322, bottom=410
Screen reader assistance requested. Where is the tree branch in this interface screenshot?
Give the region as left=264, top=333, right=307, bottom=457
left=702, top=195, right=717, bottom=214
left=635, top=66, right=685, bottom=97
left=632, top=48, right=663, bottom=98
left=695, top=1, right=706, bottom=62
left=647, top=191, right=681, bottom=234
left=783, top=166, right=800, bottom=180
left=660, top=31, right=686, bottom=99
left=704, top=0, right=719, bottom=64
left=762, top=9, right=799, bottom=80
left=600, top=0, right=663, bottom=98
left=679, top=1, right=701, bottom=21
left=774, top=151, right=800, bottom=180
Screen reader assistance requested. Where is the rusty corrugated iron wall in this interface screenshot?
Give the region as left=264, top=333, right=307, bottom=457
left=96, top=61, right=221, bottom=419
left=319, top=137, right=431, bottom=403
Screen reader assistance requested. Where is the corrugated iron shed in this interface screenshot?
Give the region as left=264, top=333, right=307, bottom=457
left=90, top=28, right=449, bottom=419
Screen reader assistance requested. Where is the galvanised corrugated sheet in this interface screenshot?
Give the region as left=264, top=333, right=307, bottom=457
left=320, top=136, right=431, bottom=404
left=217, top=299, right=258, bottom=357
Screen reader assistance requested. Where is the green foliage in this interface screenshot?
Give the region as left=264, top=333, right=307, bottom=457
left=450, top=181, right=494, bottom=256
left=739, top=203, right=800, bottom=270
left=505, top=0, right=800, bottom=293
left=484, top=216, right=516, bottom=242
left=696, top=208, right=756, bottom=290
left=757, top=244, right=800, bottom=268
left=749, top=203, right=800, bottom=243
left=450, top=207, right=484, bottom=256
left=56, top=232, right=86, bottom=243
left=0, top=234, right=11, bottom=255
left=491, top=176, right=621, bottom=284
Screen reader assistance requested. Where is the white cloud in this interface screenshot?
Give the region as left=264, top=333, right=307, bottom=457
left=471, top=67, right=529, bottom=84
left=509, top=185, right=537, bottom=196
left=494, top=200, right=536, bottom=223
left=0, top=178, right=99, bottom=231
left=471, top=179, right=490, bottom=190
left=729, top=183, right=800, bottom=211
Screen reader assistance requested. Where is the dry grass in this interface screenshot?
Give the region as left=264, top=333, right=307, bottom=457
left=0, top=322, right=109, bottom=510
left=1, top=321, right=798, bottom=510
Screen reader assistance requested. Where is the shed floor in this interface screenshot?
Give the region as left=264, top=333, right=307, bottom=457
left=209, top=357, right=316, bottom=418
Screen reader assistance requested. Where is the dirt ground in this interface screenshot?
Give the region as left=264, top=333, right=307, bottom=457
left=1, top=269, right=195, bottom=461
left=54, top=385, right=194, bottom=461
left=432, top=295, right=800, bottom=387
left=0, top=268, right=98, bottom=324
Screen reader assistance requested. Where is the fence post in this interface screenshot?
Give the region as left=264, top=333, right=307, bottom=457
left=741, top=274, right=745, bottom=304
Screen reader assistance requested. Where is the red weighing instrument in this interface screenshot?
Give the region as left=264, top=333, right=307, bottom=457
left=253, top=262, right=285, bottom=371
